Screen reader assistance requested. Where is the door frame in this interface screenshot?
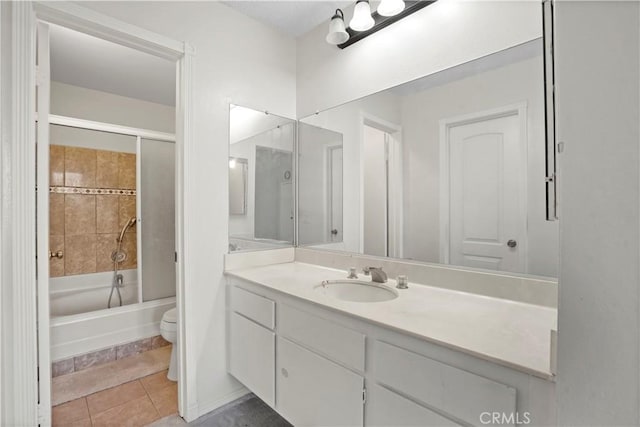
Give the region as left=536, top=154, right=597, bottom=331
left=9, top=2, right=196, bottom=424
left=438, top=102, right=528, bottom=271
left=326, top=144, right=343, bottom=242
left=359, top=112, right=403, bottom=257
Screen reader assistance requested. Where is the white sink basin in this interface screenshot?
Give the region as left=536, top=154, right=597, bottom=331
left=314, top=280, right=398, bottom=303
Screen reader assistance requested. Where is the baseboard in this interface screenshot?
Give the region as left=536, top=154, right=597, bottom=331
left=191, top=386, right=250, bottom=422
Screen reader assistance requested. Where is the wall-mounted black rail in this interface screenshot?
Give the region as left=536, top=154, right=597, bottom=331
left=338, top=0, right=437, bottom=49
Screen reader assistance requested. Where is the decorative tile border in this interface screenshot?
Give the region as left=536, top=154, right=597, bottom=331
left=51, top=335, right=170, bottom=377
left=50, top=186, right=136, bottom=196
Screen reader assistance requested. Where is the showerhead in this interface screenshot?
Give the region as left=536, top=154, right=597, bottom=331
left=117, top=217, right=137, bottom=244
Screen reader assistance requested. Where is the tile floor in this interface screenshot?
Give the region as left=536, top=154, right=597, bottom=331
left=53, top=346, right=171, bottom=406
left=52, top=370, right=177, bottom=427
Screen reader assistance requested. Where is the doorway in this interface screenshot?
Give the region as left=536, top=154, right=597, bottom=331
left=440, top=104, right=528, bottom=273
left=31, top=14, right=190, bottom=425
left=361, top=118, right=402, bottom=258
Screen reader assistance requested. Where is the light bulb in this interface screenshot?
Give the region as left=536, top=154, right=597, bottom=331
left=326, top=9, right=349, bottom=45
left=378, top=0, right=405, bottom=17
left=350, top=0, right=374, bottom=32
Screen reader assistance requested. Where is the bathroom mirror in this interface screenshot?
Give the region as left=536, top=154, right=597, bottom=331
left=229, top=105, right=295, bottom=252
left=299, top=38, right=559, bottom=278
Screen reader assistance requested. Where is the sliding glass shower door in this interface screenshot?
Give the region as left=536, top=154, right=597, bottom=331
left=139, top=138, right=176, bottom=302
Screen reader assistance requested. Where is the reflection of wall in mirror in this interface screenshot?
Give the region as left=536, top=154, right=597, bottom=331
left=297, top=123, right=344, bottom=247
left=301, top=91, right=402, bottom=252
left=229, top=122, right=294, bottom=242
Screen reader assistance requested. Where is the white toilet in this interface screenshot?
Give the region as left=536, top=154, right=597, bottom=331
left=160, top=308, right=178, bottom=381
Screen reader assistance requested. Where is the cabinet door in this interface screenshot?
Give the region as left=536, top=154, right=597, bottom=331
left=277, top=337, right=364, bottom=427
left=367, top=384, right=461, bottom=427
left=229, top=312, right=275, bottom=406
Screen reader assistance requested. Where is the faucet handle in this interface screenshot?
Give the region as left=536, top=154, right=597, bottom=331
left=347, top=267, right=358, bottom=279
left=362, top=266, right=370, bottom=275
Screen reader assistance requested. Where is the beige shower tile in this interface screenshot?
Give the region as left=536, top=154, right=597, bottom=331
left=96, top=150, right=119, bottom=189
left=65, top=234, right=96, bottom=275
left=118, top=196, right=137, bottom=232
left=119, top=231, right=137, bottom=270
left=50, top=193, right=65, bottom=236
left=96, top=195, right=119, bottom=234
left=65, top=194, right=96, bottom=236
left=118, top=152, right=136, bottom=190
left=50, top=235, right=65, bottom=278
left=50, top=145, right=65, bottom=187
left=65, top=147, right=96, bottom=188
left=96, top=234, right=118, bottom=273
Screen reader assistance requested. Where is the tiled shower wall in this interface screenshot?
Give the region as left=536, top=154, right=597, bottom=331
left=49, top=145, right=137, bottom=277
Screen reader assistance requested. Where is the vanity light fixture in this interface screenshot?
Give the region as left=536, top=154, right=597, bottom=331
left=378, top=0, right=406, bottom=17
left=350, top=0, right=375, bottom=31
left=326, top=9, right=349, bottom=45
left=327, top=0, right=436, bottom=49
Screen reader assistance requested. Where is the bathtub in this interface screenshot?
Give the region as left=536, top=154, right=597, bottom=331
left=50, top=270, right=176, bottom=361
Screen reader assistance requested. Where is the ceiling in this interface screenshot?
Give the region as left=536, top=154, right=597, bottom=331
left=222, top=1, right=353, bottom=37
left=49, top=23, right=176, bottom=106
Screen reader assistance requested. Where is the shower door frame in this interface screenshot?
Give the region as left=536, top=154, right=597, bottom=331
left=9, top=2, right=196, bottom=425
left=48, top=115, right=176, bottom=307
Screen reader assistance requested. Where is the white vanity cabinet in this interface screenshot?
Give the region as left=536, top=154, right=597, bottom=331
left=228, top=286, right=276, bottom=407
left=226, top=278, right=556, bottom=427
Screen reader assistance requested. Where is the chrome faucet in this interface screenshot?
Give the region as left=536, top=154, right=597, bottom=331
left=364, top=266, right=388, bottom=283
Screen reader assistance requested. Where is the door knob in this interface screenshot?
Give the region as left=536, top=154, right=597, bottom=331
left=507, top=240, right=517, bottom=248
left=331, top=229, right=338, bottom=235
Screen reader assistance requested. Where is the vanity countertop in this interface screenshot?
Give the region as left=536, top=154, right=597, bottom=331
left=225, top=261, right=557, bottom=379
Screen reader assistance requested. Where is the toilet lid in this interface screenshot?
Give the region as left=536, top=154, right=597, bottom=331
left=162, top=308, right=177, bottom=323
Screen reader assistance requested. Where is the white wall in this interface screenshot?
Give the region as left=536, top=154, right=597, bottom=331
left=73, top=0, right=297, bottom=420
left=555, top=1, right=640, bottom=425
left=296, top=0, right=542, bottom=117
left=401, top=55, right=558, bottom=277
left=51, top=81, right=175, bottom=133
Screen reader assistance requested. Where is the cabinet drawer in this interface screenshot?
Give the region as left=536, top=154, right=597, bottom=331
left=367, top=384, right=461, bottom=427
left=279, top=304, right=365, bottom=371
left=231, top=286, right=275, bottom=330
left=229, top=312, right=275, bottom=406
left=373, top=341, right=516, bottom=426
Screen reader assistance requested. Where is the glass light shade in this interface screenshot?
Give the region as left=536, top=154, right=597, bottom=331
left=377, top=0, right=405, bottom=16
left=349, top=1, right=375, bottom=32
left=326, top=14, right=349, bottom=45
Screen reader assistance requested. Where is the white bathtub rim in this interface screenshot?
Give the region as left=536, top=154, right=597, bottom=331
left=50, top=296, right=176, bottom=326
left=50, top=269, right=137, bottom=294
